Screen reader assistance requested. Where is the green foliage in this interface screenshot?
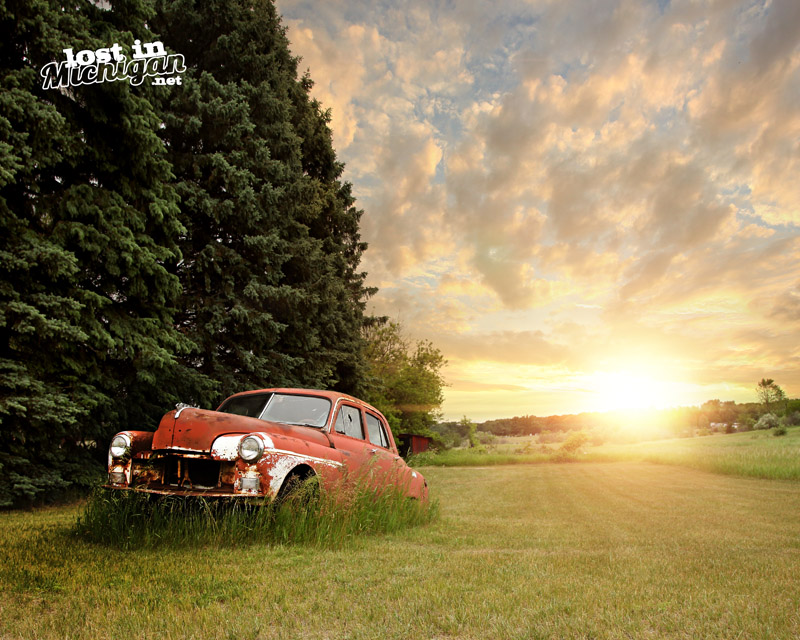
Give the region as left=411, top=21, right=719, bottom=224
left=151, top=0, right=371, bottom=400
left=0, top=0, right=211, bottom=506
left=785, top=399, right=800, bottom=417
left=461, top=415, right=482, bottom=449
left=560, top=430, right=590, bottom=453
left=427, top=420, right=467, bottom=449
left=361, top=320, right=446, bottom=439
left=755, top=412, right=780, bottom=430
left=756, top=379, right=787, bottom=415
left=480, top=414, right=543, bottom=437
left=700, top=398, right=738, bottom=428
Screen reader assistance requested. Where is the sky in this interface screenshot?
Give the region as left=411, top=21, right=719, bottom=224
left=275, top=0, right=800, bottom=421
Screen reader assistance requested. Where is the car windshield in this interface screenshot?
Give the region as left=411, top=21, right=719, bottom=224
left=261, top=394, right=331, bottom=428
left=217, top=393, right=271, bottom=418
left=218, top=393, right=331, bottom=428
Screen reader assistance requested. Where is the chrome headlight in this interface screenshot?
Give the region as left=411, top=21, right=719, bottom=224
left=109, top=434, right=131, bottom=458
left=239, top=436, right=264, bottom=462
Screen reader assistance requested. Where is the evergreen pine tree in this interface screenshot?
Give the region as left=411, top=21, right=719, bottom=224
left=152, top=0, right=372, bottom=398
left=0, top=0, right=209, bottom=506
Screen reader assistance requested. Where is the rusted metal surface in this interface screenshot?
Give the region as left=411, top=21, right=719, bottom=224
left=106, top=388, right=427, bottom=501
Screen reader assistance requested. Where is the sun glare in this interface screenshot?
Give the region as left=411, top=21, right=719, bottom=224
left=587, top=370, right=679, bottom=412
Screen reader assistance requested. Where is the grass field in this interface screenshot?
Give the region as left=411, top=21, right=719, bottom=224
left=590, top=426, right=800, bottom=480
left=2, top=462, right=799, bottom=639
left=415, top=426, right=800, bottom=481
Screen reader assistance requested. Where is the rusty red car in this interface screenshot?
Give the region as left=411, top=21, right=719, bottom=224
left=106, top=388, right=428, bottom=501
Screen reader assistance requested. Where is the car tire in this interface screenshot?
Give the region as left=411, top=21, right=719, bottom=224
left=277, top=468, right=319, bottom=506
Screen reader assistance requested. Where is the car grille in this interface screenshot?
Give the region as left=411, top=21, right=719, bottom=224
left=131, top=454, right=236, bottom=492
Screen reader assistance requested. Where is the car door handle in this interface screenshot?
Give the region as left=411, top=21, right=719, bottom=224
left=368, top=448, right=377, bottom=454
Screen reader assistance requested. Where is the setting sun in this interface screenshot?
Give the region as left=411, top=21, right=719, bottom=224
left=585, top=370, right=684, bottom=413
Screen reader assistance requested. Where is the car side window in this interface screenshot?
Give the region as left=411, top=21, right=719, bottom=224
left=334, top=405, right=364, bottom=440
left=365, top=412, right=390, bottom=449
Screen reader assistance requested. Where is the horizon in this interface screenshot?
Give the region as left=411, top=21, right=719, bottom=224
left=449, top=394, right=787, bottom=425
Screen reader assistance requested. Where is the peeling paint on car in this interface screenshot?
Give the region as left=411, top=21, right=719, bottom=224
left=266, top=455, right=298, bottom=495
left=210, top=435, right=242, bottom=461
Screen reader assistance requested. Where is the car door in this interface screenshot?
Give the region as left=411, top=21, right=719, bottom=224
left=327, top=402, right=372, bottom=473
left=362, top=410, right=407, bottom=488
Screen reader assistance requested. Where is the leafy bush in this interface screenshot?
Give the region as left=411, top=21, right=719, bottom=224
left=755, top=413, right=780, bottom=430
left=407, top=450, right=441, bottom=467
left=773, top=425, right=788, bottom=436
left=561, top=431, right=590, bottom=453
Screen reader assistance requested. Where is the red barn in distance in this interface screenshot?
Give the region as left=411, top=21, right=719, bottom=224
left=398, top=433, right=433, bottom=456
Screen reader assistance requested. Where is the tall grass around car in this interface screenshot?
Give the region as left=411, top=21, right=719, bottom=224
left=75, top=474, right=437, bottom=550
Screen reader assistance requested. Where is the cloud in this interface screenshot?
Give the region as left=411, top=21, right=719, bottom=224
left=281, top=20, right=371, bottom=149
left=448, top=380, right=529, bottom=392
left=769, top=282, right=800, bottom=322
left=749, top=0, right=800, bottom=73
left=359, top=121, right=449, bottom=274
left=433, top=329, right=569, bottom=367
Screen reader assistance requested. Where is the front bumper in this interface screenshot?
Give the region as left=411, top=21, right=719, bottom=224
left=107, top=451, right=266, bottom=497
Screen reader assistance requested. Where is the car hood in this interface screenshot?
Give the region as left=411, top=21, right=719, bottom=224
left=152, top=408, right=331, bottom=453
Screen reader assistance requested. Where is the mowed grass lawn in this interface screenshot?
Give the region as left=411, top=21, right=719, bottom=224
left=2, top=462, right=800, bottom=639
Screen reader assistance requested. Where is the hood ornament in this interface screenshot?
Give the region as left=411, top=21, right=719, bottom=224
left=174, top=402, right=197, bottom=418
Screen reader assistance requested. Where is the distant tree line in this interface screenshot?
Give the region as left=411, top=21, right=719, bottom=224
left=460, top=380, right=799, bottom=446
left=0, top=0, right=383, bottom=506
